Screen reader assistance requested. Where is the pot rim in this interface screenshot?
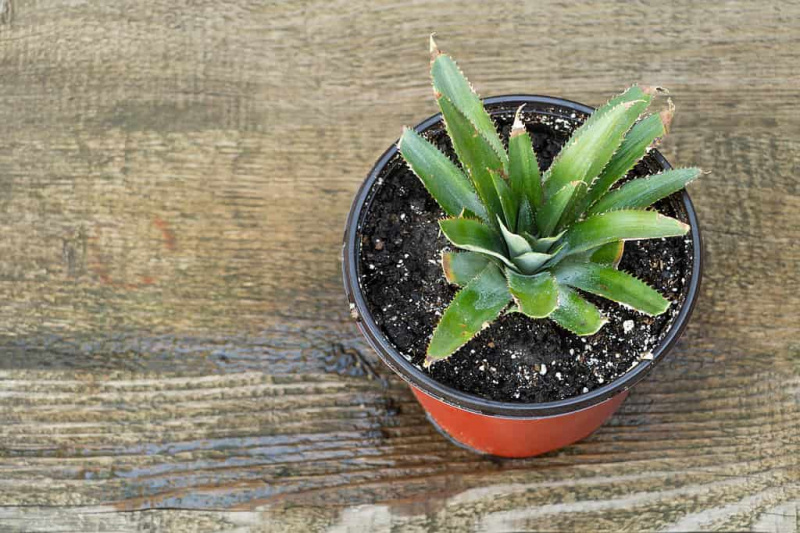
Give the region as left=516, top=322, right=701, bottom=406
left=342, top=94, right=703, bottom=418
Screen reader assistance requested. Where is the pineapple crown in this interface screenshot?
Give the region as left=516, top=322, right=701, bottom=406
left=397, top=36, right=701, bottom=367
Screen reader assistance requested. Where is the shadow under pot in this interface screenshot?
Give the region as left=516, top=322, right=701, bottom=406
left=343, top=95, right=703, bottom=458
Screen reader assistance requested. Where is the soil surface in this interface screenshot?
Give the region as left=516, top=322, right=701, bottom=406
left=357, top=104, right=694, bottom=403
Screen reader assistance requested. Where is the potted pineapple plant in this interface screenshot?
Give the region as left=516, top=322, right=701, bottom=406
left=343, top=37, right=702, bottom=457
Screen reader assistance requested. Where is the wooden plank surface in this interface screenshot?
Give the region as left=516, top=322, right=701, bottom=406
left=0, top=0, right=797, bottom=531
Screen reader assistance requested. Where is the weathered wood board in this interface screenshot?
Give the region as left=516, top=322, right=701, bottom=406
left=0, top=0, right=797, bottom=531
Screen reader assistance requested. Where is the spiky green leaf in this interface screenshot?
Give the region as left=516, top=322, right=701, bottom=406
left=556, top=210, right=690, bottom=260
left=509, top=106, right=543, bottom=210
left=498, top=217, right=531, bottom=258
left=437, top=96, right=504, bottom=224
left=579, top=85, right=651, bottom=130
left=398, top=127, right=487, bottom=220
left=583, top=112, right=668, bottom=210
left=554, top=263, right=670, bottom=316
left=517, top=197, right=535, bottom=235
left=559, top=241, right=625, bottom=268
left=506, top=270, right=558, bottom=318
left=442, top=251, right=491, bottom=286
left=430, top=40, right=507, bottom=165
left=511, top=251, right=552, bottom=275
left=458, top=207, right=481, bottom=220
left=550, top=285, right=607, bottom=336
left=544, top=96, right=650, bottom=197
left=529, top=230, right=566, bottom=253
left=426, top=264, right=511, bottom=365
left=554, top=179, right=592, bottom=232
left=536, top=181, right=584, bottom=237
left=439, top=217, right=514, bottom=268
left=588, top=167, right=701, bottom=215
left=589, top=241, right=624, bottom=267
left=490, top=169, right=518, bottom=230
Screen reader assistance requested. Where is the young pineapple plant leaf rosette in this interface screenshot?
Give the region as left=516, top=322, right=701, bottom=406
left=399, top=37, right=701, bottom=368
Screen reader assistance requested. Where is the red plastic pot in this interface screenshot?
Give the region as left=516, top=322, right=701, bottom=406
left=343, top=95, right=703, bottom=458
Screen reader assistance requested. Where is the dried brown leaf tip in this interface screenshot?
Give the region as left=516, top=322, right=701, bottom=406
left=641, top=85, right=670, bottom=96
left=660, top=98, right=675, bottom=133
left=429, top=33, right=441, bottom=63
left=441, top=251, right=455, bottom=281
left=397, top=126, right=409, bottom=149
left=511, top=105, right=527, bottom=138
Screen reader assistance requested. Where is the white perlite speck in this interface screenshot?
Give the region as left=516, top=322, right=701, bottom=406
left=623, top=320, right=635, bottom=333
left=539, top=364, right=547, bottom=376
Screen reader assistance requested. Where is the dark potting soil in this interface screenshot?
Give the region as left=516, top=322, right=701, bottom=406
left=357, top=103, right=694, bottom=403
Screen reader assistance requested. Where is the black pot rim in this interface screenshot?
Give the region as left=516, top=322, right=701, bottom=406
left=343, top=94, right=703, bottom=418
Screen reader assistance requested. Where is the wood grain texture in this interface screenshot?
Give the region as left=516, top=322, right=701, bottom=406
left=0, top=0, right=797, bottom=531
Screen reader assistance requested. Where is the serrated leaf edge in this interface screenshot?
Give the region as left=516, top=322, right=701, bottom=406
left=551, top=287, right=609, bottom=336
left=424, top=265, right=510, bottom=367
left=431, top=55, right=508, bottom=166
left=588, top=167, right=702, bottom=215
left=555, top=264, right=672, bottom=316
left=543, top=99, right=648, bottom=192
